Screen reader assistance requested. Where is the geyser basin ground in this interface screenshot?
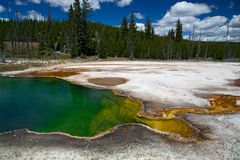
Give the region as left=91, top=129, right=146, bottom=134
left=1, top=61, right=240, bottom=159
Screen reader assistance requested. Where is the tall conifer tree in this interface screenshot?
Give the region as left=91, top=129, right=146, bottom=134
left=120, top=16, right=128, bottom=38
left=176, top=19, right=183, bottom=42
left=46, top=10, right=54, bottom=50
left=68, top=4, right=77, bottom=57
left=73, top=0, right=82, bottom=56
left=127, top=12, right=136, bottom=60
left=145, top=17, right=154, bottom=40
left=81, top=0, right=91, bottom=56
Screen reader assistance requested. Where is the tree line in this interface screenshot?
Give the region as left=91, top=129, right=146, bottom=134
left=0, top=0, right=239, bottom=61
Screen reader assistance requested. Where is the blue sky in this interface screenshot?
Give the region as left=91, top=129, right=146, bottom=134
left=0, top=0, right=239, bottom=41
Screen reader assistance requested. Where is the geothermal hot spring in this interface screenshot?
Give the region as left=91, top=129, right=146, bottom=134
left=0, top=77, right=197, bottom=138
left=0, top=77, right=143, bottom=137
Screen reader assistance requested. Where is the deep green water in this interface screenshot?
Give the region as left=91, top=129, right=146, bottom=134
left=0, top=77, right=140, bottom=137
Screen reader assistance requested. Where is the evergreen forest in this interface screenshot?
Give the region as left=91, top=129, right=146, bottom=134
left=0, top=0, right=239, bottom=61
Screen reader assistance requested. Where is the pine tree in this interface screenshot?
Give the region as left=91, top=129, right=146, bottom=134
left=98, top=27, right=108, bottom=58
left=167, top=29, right=175, bottom=40
left=127, top=12, right=136, bottom=60
left=144, top=17, right=154, bottom=59
left=68, top=4, right=77, bottom=57
left=120, top=16, right=128, bottom=38
left=119, top=16, right=128, bottom=56
left=69, top=5, right=74, bottom=22
left=73, top=0, right=82, bottom=56
left=68, top=0, right=91, bottom=57
left=81, top=0, right=91, bottom=56
left=151, top=27, right=155, bottom=38
left=0, top=20, right=7, bottom=62
left=46, top=11, right=54, bottom=50
left=166, top=29, right=175, bottom=60
left=175, top=19, right=183, bottom=42
left=145, top=17, right=154, bottom=40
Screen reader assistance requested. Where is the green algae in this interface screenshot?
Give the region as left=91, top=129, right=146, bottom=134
left=136, top=116, right=196, bottom=137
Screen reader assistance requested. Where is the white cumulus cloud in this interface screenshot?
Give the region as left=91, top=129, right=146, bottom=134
left=169, top=1, right=212, bottom=17
left=16, top=10, right=45, bottom=21
left=26, top=10, right=45, bottom=21
left=153, top=1, right=240, bottom=42
left=198, top=16, right=228, bottom=30
left=154, top=1, right=214, bottom=34
left=136, top=23, right=145, bottom=31
left=230, top=15, right=240, bottom=28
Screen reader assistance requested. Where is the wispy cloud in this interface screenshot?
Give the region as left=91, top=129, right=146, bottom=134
left=134, top=12, right=145, bottom=20
left=15, top=0, right=28, bottom=6
left=0, top=5, right=6, bottom=13
left=27, top=0, right=133, bottom=12
left=117, top=0, right=132, bottom=7
left=229, top=1, right=234, bottom=9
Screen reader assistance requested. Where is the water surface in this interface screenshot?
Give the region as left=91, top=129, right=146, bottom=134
left=0, top=77, right=198, bottom=138
left=0, top=77, right=140, bottom=137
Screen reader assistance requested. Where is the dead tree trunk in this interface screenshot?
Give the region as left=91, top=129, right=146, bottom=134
left=204, top=40, right=209, bottom=60
left=196, top=26, right=202, bottom=61
left=224, top=24, right=230, bottom=59
left=189, top=24, right=196, bottom=60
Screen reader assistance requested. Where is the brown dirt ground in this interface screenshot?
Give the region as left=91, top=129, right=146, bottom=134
left=15, top=68, right=92, bottom=78
left=233, top=79, right=240, bottom=87
left=16, top=70, right=79, bottom=78
left=88, top=77, right=128, bottom=86
left=0, top=63, right=46, bottom=72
